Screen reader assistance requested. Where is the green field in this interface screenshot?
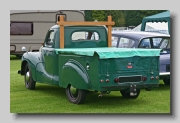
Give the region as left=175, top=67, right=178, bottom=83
left=10, top=55, right=170, bottom=113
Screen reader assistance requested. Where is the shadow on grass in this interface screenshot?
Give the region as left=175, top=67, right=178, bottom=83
left=153, top=83, right=170, bottom=91
left=32, top=84, right=148, bottom=106
left=27, top=82, right=170, bottom=107
left=35, top=84, right=65, bottom=96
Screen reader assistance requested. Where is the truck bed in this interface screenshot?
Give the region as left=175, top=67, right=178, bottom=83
left=55, top=47, right=161, bottom=58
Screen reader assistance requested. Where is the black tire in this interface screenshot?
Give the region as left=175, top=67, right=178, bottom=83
left=163, top=78, right=170, bottom=85
left=65, top=84, right=87, bottom=104
left=120, top=89, right=140, bottom=99
left=24, top=63, right=36, bottom=90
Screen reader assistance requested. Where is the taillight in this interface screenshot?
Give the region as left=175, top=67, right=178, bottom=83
left=142, top=76, right=147, bottom=81
left=106, top=79, right=109, bottom=83
left=114, top=78, right=119, bottom=83
left=151, top=76, right=154, bottom=80
left=156, top=76, right=159, bottom=80
left=100, top=79, right=104, bottom=83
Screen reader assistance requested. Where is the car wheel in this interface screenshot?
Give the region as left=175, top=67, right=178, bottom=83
left=65, top=84, right=87, bottom=104
left=24, top=63, right=36, bottom=90
left=120, top=89, right=140, bottom=99
left=163, top=78, right=170, bottom=85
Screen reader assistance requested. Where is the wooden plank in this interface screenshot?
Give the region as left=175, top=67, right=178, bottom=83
left=108, top=16, right=112, bottom=47
left=58, top=15, right=115, bottom=48
left=60, top=15, right=64, bottom=48
left=57, top=21, right=115, bottom=26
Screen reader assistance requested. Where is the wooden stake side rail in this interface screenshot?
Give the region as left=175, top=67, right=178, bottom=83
left=57, top=15, right=115, bottom=48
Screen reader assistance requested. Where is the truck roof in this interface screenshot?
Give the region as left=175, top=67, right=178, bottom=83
left=50, top=25, right=107, bottom=29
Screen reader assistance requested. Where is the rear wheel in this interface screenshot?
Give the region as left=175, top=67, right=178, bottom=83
left=120, top=89, right=140, bottom=99
left=163, top=78, right=170, bottom=85
left=65, top=84, right=87, bottom=104
left=24, top=63, right=36, bottom=90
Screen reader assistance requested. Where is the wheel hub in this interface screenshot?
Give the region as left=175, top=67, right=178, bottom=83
left=25, top=71, right=30, bottom=82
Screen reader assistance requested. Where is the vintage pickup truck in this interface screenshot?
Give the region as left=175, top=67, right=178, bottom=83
left=18, top=16, right=161, bottom=104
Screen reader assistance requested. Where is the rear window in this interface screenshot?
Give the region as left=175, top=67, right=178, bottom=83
left=71, top=31, right=99, bottom=41
left=10, top=22, right=33, bottom=35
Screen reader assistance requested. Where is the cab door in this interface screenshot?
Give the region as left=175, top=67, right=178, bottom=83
left=40, top=29, right=55, bottom=83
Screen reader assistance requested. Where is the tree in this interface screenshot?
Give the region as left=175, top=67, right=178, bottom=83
left=91, top=10, right=106, bottom=21
left=84, top=10, right=93, bottom=21
left=84, top=10, right=167, bottom=27
left=124, top=10, right=167, bottom=27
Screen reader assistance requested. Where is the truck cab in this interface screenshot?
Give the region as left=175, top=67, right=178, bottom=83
left=18, top=16, right=161, bottom=104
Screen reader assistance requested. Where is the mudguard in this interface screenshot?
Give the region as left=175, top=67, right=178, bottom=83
left=61, top=59, right=91, bottom=89
left=21, top=52, right=42, bottom=81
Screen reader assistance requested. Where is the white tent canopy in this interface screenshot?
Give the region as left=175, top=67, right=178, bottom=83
left=133, top=22, right=169, bottom=34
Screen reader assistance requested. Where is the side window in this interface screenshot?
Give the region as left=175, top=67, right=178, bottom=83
left=152, top=38, right=161, bottom=48
left=139, top=38, right=151, bottom=48
left=111, top=36, right=118, bottom=47
left=10, top=22, right=33, bottom=35
left=118, top=37, right=135, bottom=48
left=160, top=39, right=169, bottom=49
left=44, top=30, right=55, bottom=47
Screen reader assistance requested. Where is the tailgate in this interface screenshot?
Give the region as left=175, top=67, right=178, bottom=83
left=99, top=56, right=159, bottom=73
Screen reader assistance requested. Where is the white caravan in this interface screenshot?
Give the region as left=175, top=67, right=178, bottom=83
left=10, top=10, right=85, bottom=57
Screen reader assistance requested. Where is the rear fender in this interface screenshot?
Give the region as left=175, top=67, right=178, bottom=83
left=61, top=59, right=91, bottom=89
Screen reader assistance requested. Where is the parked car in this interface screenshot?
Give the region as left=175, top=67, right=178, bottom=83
left=112, top=31, right=170, bottom=85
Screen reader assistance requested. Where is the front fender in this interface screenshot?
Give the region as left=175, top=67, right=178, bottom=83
left=61, top=59, right=91, bottom=90
left=21, top=52, right=42, bottom=81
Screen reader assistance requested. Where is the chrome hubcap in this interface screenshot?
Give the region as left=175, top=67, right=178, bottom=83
left=25, top=71, right=30, bottom=83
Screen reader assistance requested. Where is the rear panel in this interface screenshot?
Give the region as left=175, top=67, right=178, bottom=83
left=58, top=54, right=159, bottom=91
left=98, top=56, right=159, bottom=91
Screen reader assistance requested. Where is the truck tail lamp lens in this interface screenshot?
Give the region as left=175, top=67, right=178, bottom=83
left=106, top=79, right=109, bottom=83
left=100, top=79, right=104, bottom=83
left=114, top=78, right=119, bottom=83
left=142, top=76, right=147, bottom=81
left=151, top=76, right=154, bottom=80
left=156, top=76, right=159, bottom=80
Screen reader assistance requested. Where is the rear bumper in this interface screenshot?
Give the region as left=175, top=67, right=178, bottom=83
left=160, top=72, right=170, bottom=76
left=101, top=83, right=159, bottom=91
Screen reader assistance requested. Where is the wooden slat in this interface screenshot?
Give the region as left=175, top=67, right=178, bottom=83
left=57, top=21, right=115, bottom=26
left=108, top=16, right=112, bottom=47
left=58, top=15, right=115, bottom=48
left=60, top=15, right=64, bottom=48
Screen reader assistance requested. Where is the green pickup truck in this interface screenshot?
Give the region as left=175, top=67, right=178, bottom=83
left=18, top=16, right=161, bottom=104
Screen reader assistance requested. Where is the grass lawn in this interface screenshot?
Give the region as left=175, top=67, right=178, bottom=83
left=10, top=55, right=170, bottom=113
